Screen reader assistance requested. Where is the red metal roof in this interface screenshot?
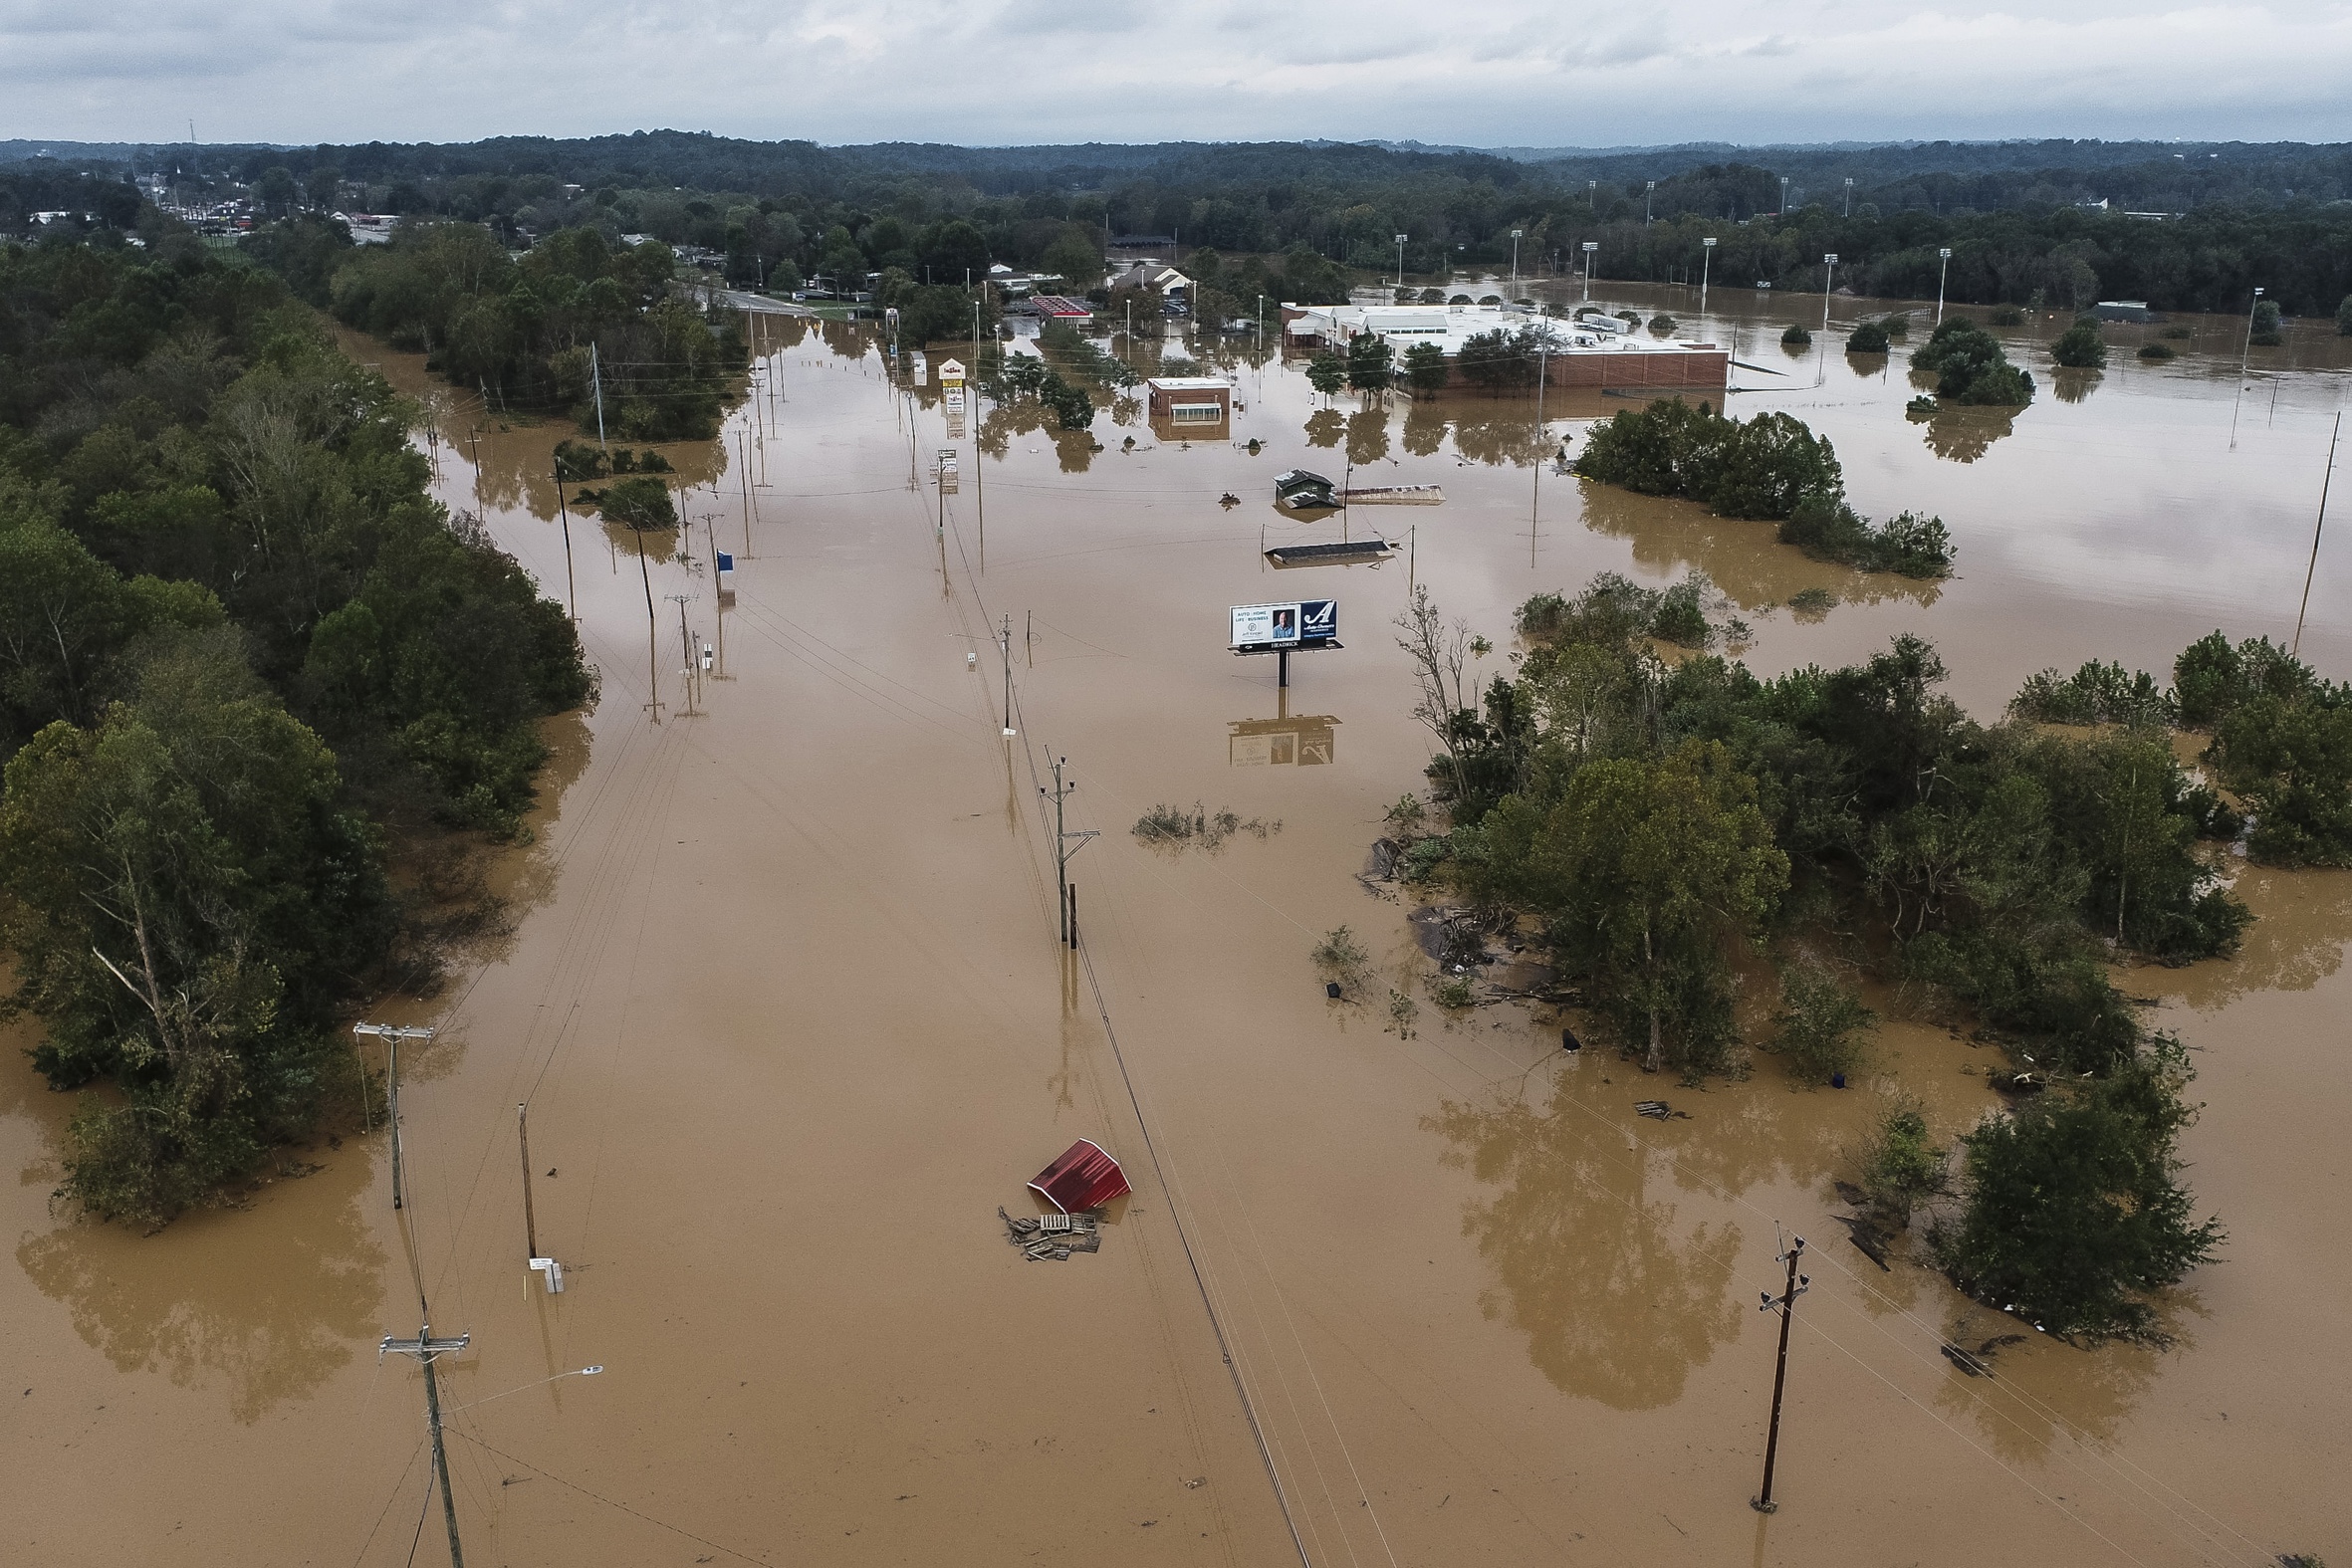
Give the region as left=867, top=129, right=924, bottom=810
left=1027, top=1139, right=1131, bottom=1213
left=1031, top=296, right=1093, bottom=318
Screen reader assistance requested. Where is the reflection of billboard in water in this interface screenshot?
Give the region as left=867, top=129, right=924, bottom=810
left=1230, top=714, right=1337, bottom=767
left=1230, top=599, right=1337, bottom=652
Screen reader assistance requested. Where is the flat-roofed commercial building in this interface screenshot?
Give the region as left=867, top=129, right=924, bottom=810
left=1280, top=302, right=1728, bottom=393
left=1146, top=376, right=1232, bottom=425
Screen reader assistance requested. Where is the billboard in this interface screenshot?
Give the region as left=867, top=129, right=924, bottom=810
left=1230, top=599, right=1337, bottom=653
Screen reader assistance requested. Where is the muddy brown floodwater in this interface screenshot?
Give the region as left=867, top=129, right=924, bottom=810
left=4, top=287, right=2348, bottom=1566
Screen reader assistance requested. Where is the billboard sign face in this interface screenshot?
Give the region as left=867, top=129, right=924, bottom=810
left=939, top=357, right=966, bottom=387
left=1230, top=599, right=1337, bottom=652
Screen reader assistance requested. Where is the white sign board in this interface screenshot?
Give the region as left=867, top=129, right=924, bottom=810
left=939, top=357, right=966, bottom=387
left=913, top=351, right=928, bottom=386
left=1230, top=599, right=1337, bottom=652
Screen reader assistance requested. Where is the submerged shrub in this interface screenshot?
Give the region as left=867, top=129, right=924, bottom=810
left=1778, top=494, right=1953, bottom=577
left=1769, top=967, right=1875, bottom=1083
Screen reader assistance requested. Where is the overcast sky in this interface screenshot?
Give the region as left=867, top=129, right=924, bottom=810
left=5, top=1, right=2349, bottom=147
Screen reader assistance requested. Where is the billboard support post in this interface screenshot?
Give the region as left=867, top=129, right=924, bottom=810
left=1279, top=648, right=1290, bottom=688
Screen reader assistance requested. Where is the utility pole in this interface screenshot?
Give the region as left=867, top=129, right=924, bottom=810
left=590, top=342, right=607, bottom=452
left=1817, top=254, right=1838, bottom=387
left=1751, top=1236, right=1809, bottom=1514
left=739, top=428, right=756, bottom=559
left=551, top=467, right=578, bottom=622
left=1843, top=177, right=1853, bottom=217
left=633, top=527, right=660, bottom=722
left=1040, top=758, right=1097, bottom=948
left=353, top=1023, right=434, bottom=1212
left=669, top=593, right=697, bottom=715
left=1394, top=233, right=1407, bottom=289
left=1644, top=182, right=1655, bottom=223
left=1000, top=614, right=1016, bottom=737
left=517, top=1103, right=539, bottom=1260
left=2293, top=411, right=2341, bottom=658
left=2233, top=287, right=2266, bottom=450
left=380, top=1323, right=471, bottom=1568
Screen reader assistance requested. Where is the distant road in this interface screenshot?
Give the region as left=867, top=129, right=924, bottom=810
left=693, top=285, right=823, bottom=317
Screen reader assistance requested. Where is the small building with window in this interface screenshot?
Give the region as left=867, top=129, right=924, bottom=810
left=1146, top=376, right=1232, bottom=426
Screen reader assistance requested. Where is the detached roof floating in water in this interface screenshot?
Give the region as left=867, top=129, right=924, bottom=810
left=1028, top=1139, right=1132, bottom=1213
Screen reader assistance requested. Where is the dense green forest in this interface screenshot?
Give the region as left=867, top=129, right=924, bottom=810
left=16, top=131, right=2352, bottom=319
left=1382, top=575, right=2352, bottom=1335
left=0, top=233, right=589, bottom=1224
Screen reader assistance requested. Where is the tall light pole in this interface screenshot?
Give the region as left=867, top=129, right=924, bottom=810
left=1394, top=232, right=1407, bottom=289
left=1778, top=175, right=1790, bottom=215
left=1701, top=237, right=1717, bottom=318
left=1645, top=181, right=1656, bottom=224
left=1842, top=177, right=1853, bottom=217
left=2232, top=286, right=2267, bottom=449
left=1580, top=241, right=1597, bottom=304
left=1817, top=253, right=1839, bottom=385
left=1587, top=179, right=1597, bottom=208
left=1510, top=228, right=1524, bottom=295
left=1936, top=247, right=1953, bottom=325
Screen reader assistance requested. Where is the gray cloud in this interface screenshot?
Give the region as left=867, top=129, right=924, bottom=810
left=1, top=0, right=2347, bottom=144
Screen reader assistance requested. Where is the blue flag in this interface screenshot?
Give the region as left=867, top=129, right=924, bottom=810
left=716, top=552, right=734, bottom=573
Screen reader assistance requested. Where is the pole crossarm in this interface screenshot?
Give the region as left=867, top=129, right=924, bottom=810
left=380, top=1332, right=471, bottom=1361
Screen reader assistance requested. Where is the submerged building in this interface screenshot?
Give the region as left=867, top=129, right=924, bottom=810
left=1281, top=302, right=1729, bottom=393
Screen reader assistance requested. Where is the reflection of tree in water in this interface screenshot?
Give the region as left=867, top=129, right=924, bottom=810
left=1054, top=428, right=1098, bottom=473
left=599, top=518, right=678, bottom=563
left=2050, top=368, right=2101, bottom=404
left=1110, top=394, right=1140, bottom=427
left=1576, top=483, right=1941, bottom=615
left=819, top=320, right=869, bottom=358
left=1303, top=408, right=1343, bottom=449
left=1346, top=406, right=1390, bottom=466
left=1401, top=401, right=1449, bottom=457
left=979, top=398, right=1052, bottom=458
left=1932, top=1306, right=2165, bottom=1462
left=1449, top=401, right=1550, bottom=467
left=17, top=1182, right=386, bottom=1426
left=1426, top=1087, right=1744, bottom=1410
left=1914, top=405, right=2016, bottom=464
left=2164, top=866, right=2352, bottom=1009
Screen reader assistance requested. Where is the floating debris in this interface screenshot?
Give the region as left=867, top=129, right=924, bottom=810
left=1633, top=1100, right=1689, bottom=1121
left=999, top=1206, right=1106, bottom=1261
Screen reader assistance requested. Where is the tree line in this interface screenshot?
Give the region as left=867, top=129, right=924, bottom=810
left=1381, top=574, right=2352, bottom=1337
left=0, top=231, right=589, bottom=1224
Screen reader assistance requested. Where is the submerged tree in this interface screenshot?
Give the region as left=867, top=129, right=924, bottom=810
left=1934, top=1040, right=2222, bottom=1341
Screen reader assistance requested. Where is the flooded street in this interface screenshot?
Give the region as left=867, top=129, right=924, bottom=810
left=4, top=286, right=2348, bottom=1566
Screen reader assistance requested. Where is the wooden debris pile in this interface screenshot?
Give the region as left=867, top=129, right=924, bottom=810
left=998, top=1206, right=1108, bottom=1261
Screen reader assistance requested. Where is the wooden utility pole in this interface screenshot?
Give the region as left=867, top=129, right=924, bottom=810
left=353, top=1023, right=434, bottom=1212
left=1751, top=1236, right=1809, bottom=1514
left=552, top=468, right=578, bottom=622
left=1041, top=758, right=1096, bottom=948
left=517, top=1103, right=539, bottom=1261
left=1000, top=614, right=1016, bottom=736
left=2293, top=411, right=2341, bottom=657
left=382, top=1320, right=470, bottom=1565
left=634, top=528, right=661, bottom=722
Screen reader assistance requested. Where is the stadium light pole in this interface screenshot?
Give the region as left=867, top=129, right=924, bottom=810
left=1645, top=180, right=1656, bottom=224
left=1701, top=237, right=1717, bottom=318
left=1818, top=254, right=1838, bottom=386
left=1580, top=241, right=1597, bottom=304
left=1937, top=248, right=1953, bottom=324
left=1395, top=233, right=1407, bottom=289
left=1843, top=177, right=1853, bottom=217
left=1510, top=229, right=1523, bottom=294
